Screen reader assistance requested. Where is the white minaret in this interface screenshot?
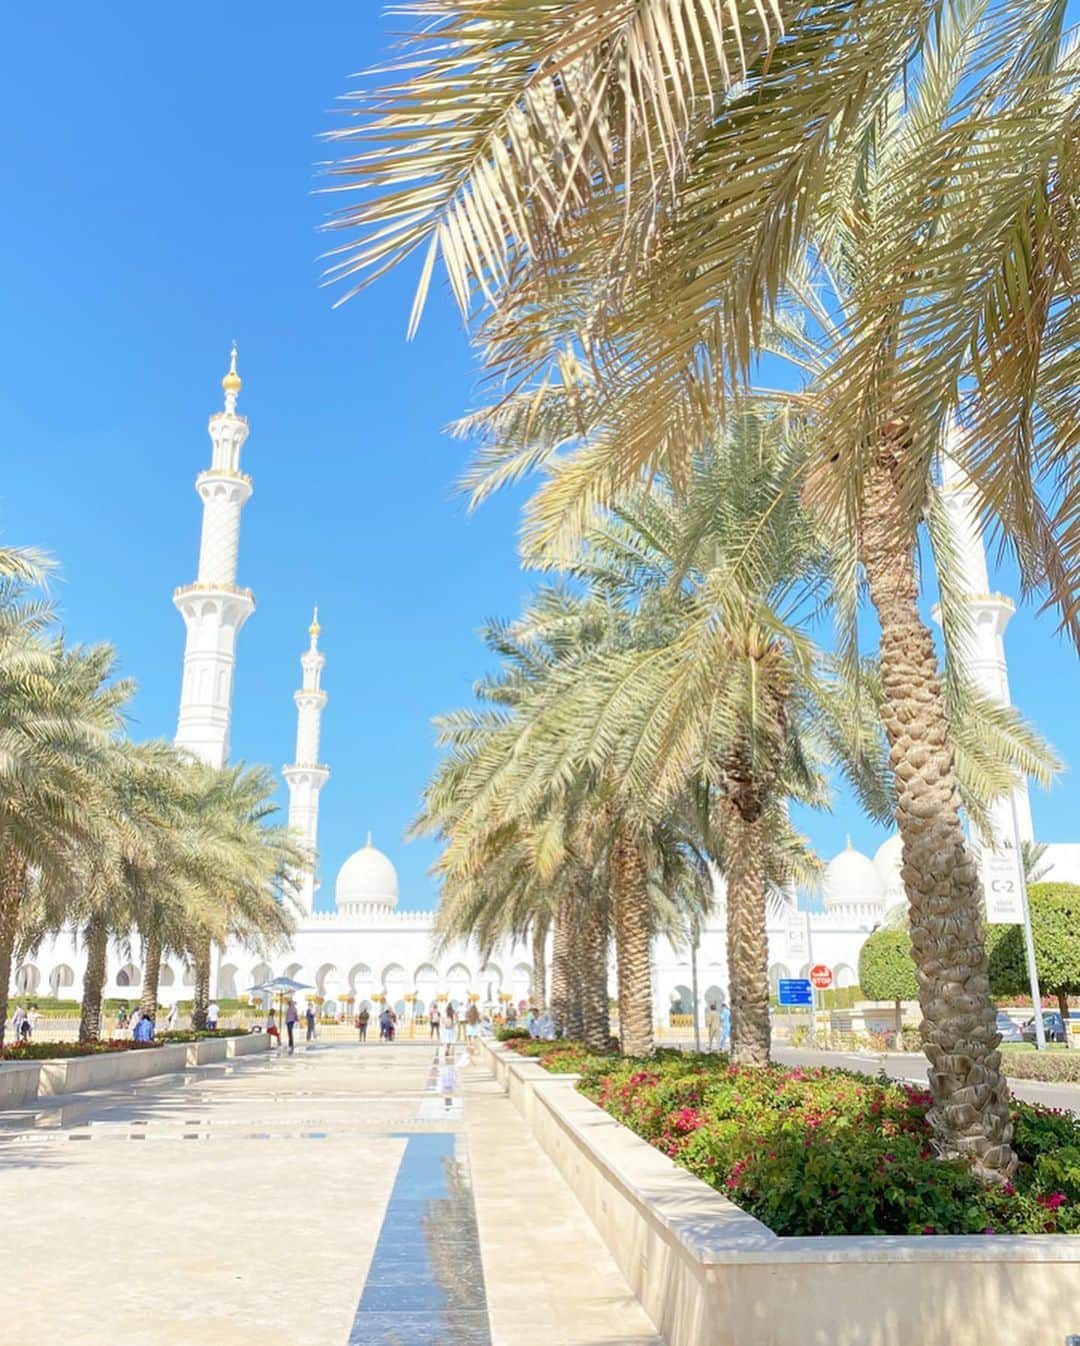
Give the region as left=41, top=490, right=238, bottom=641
left=173, top=345, right=255, bottom=767
left=282, top=609, right=330, bottom=917
left=938, top=438, right=1035, bottom=845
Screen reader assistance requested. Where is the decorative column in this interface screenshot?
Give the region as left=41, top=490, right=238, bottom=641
left=173, top=344, right=255, bottom=767
left=282, top=610, right=330, bottom=917
left=937, top=438, right=1034, bottom=845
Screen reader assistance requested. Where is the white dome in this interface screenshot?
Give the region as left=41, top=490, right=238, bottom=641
left=874, top=834, right=903, bottom=882
left=335, top=836, right=399, bottom=911
left=824, top=837, right=884, bottom=907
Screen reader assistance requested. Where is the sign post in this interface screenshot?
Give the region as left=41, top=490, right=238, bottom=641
left=805, top=910, right=817, bottom=1043
left=778, top=979, right=814, bottom=1008
left=981, top=791, right=1045, bottom=1050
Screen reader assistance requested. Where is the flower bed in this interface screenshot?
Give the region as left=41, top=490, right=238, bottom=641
left=505, top=1040, right=1080, bottom=1236
left=1, top=1039, right=161, bottom=1061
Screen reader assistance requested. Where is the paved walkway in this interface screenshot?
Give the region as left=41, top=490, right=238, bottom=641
left=0, top=1043, right=663, bottom=1346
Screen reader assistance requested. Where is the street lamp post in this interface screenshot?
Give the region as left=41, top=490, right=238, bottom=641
left=690, top=916, right=701, bottom=1054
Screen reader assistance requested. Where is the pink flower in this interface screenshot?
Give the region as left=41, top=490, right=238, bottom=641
left=922, top=1225, right=936, bottom=1235
left=1002, top=1181, right=1017, bottom=1197
left=1038, top=1192, right=1067, bottom=1211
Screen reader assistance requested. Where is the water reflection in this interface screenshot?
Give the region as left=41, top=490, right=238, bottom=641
left=348, top=1132, right=491, bottom=1346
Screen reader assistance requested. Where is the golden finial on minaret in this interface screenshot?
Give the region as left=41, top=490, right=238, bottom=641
left=309, top=605, right=321, bottom=640
left=222, top=341, right=242, bottom=398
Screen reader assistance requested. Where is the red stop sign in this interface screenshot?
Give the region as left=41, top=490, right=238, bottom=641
left=810, top=965, right=833, bottom=989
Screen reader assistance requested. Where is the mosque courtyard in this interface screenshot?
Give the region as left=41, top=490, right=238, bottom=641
left=0, top=1042, right=662, bottom=1346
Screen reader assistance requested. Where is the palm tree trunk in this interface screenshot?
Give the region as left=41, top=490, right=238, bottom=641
left=860, top=432, right=1014, bottom=1181
left=139, top=931, right=162, bottom=1020
left=79, top=913, right=109, bottom=1043
left=531, top=912, right=549, bottom=1010
left=564, top=901, right=585, bottom=1040
left=190, top=933, right=211, bottom=1030
left=611, top=826, right=654, bottom=1056
left=0, top=853, right=28, bottom=1049
left=722, top=805, right=771, bottom=1067
left=580, top=900, right=610, bottom=1052
left=551, top=903, right=571, bottom=1034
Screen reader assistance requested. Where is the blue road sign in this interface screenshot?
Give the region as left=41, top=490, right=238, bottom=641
left=778, top=978, right=813, bottom=1007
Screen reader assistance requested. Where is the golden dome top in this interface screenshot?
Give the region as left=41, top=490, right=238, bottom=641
left=309, top=605, right=321, bottom=639
left=222, top=341, right=242, bottom=395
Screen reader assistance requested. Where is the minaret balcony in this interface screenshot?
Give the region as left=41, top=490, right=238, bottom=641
left=197, top=468, right=252, bottom=487
left=174, top=582, right=255, bottom=603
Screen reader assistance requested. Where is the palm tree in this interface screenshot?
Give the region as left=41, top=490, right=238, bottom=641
left=174, top=761, right=300, bottom=1030
left=0, top=633, right=132, bottom=1046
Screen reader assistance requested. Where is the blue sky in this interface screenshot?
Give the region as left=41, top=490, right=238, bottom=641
left=1, top=6, right=1076, bottom=911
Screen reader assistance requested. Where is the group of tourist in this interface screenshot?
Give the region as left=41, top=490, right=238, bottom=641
left=265, top=998, right=318, bottom=1054
left=116, top=1002, right=181, bottom=1039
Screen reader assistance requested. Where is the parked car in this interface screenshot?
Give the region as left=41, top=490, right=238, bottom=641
left=1021, top=1011, right=1067, bottom=1044
left=995, top=1011, right=1024, bottom=1044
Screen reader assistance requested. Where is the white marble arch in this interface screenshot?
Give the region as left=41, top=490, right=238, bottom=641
left=768, top=963, right=792, bottom=994
left=833, top=962, right=858, bottom=989
left=510, top=962, right=532, bottom=1005
left=382, top=962, right=407, bottom=1014
left=115, top=962, right=141, bottom=989
left=49, top=964, right=75, bottom=996
left=445, top=962, right=471, bottom=1008
left=14, top=964, right=40, bottom=995
left=479, top=962, right=502, bottom=1004
left=349, top=963, right=374, bottom=1006
left=217, top=963, right=239, bottom=998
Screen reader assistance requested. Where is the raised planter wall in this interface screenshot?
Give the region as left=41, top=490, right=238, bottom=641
left=485, top=1041, right=1080, bottom=1346
left=0, top=1032, right=267, bottom=1109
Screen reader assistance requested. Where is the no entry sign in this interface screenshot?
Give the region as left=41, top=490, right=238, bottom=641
left=810, top=965, right=833, bottom=990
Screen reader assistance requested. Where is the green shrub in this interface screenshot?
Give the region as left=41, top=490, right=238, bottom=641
left=1002, top=1052, right=1080, bottom=1083
left=495, top=1027, right=531, bottom=1042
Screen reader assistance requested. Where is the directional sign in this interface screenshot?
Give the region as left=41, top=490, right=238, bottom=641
left=982, top=848, right=1025, bottom=924
left=778, top=978, right=814, bottom=1007
left=810, top=965, right=833, bottom=990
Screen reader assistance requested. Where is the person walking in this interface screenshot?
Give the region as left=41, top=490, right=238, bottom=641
left=705, top=1002, right=721, bottom=1051
left=429, top=1006, right=440, bottom=1040
left=387, top=1008, right=397, bottom=1042
left=266, top=1007, right=279, bottom=1050
left=207, top=1001, right=220, bottom=1031
left=133, top=1011, right=154, bottom=1043
left=465, top=1004, right=481, bottom=1061
left=441, top=1005, right=456, bottom=1059
left=284, top=998, right=299, bottom=1054
left=356, top=1006, right=370, bottom=1042
left=116, top=1006, right=129, bottom=1033
left=305, top=1003, right=316, bottom=1043
left=166, top=1002, right=179, bottom=1030
left=11, top=1006, right=25, bottom=1041
left=720, top=1002, right=731, bottom=1051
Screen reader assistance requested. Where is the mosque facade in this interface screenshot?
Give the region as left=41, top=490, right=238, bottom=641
left=14, top=357, right=1080, bottom=1022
